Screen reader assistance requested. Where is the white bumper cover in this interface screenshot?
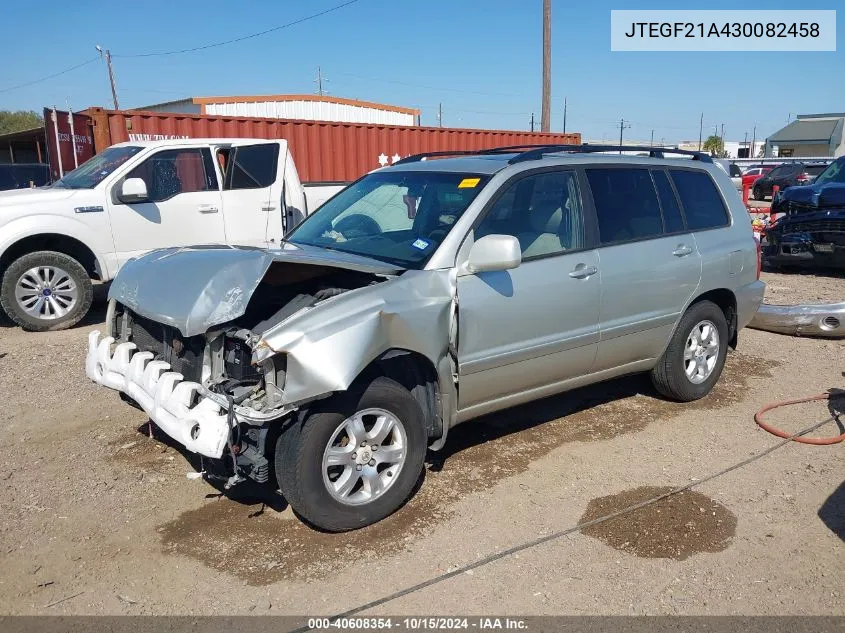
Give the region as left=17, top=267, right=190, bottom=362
left=85, top=330, right=230, bottom=459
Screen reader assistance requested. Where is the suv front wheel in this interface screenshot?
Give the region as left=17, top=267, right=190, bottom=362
left=275, top=376, right=427, bottom=532
left=650, top=300, right=729, bottom=402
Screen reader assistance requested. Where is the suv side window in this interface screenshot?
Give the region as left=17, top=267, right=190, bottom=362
left=586, top=168, right=663, bottom=244
left=125, top=148, right=216, bottom=202
left=669, top=169, right=729, bottom=231
left=476, top=170, right=584, bottom=258
left=224, top=144, right=279, bottom=190
left=651, top=170, right=685, bottom=233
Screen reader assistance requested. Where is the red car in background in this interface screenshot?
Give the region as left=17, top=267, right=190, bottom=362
left=742, top=165, right=776, bottom=190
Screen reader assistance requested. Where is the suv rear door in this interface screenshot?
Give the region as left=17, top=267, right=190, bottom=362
left=218, top=141, right=285, bottom=248
left=584, top=166, right=702, bottom=372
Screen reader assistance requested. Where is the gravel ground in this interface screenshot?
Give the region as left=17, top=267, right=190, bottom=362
left=0, top=277, right=842, bottom=616
left=760, top=271, right=844, bottom=306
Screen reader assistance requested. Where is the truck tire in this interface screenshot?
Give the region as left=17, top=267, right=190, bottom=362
left=650, top=300, right=729, bottom=402
left=275, top=376, right=426, bottom=532
left=0, top=251, right=93, bottom=332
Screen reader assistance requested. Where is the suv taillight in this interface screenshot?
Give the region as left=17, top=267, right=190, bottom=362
left=756, top=240, right=762, bottom=280
left=796, top=172, right=811, bottom=182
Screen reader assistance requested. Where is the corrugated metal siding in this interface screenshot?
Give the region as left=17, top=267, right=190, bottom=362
left=203, top=101, right=415, bottom=126
left=90, top=108, right=582, bottom=183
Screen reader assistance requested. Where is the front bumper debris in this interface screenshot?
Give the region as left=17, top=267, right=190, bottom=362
left=748, top=302, right=845, bottom=339
left=85, top=330, right=230, bottom=458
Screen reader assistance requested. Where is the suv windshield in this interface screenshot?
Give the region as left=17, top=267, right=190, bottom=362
left=288, top=171, right=490, bottom=268
left=813, top=158, right=845, bottom=186
left=53, top=146, right=143, bottom=189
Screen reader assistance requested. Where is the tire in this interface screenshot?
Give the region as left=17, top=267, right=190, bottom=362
left=0, top=251, right=93, bottom=332
left=275, top=376, right=426, bottom=532
left=650, top=300, right=729, bottom=402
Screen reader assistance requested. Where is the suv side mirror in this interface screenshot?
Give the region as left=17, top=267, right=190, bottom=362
left=118, top=177, right=149, bottom=204
left=465, top=234, right=522, bottom=274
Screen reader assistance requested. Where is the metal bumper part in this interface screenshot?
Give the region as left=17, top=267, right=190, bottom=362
left=85, top=330, right=230, bottom=458
left=748, top=302, right=845, bottom=339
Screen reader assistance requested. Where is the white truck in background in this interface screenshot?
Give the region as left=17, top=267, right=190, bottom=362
left=0, top=138, right=344, bottom=331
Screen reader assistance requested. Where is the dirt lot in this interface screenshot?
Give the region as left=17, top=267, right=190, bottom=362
left=0, top=273, right=842, bottom=616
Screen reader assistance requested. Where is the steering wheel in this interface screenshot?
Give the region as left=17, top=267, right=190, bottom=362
left=334, top=214, right=381, bottom=239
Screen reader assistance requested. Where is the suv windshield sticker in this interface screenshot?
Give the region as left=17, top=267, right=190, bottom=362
left=458, top=177, right=481, bottom=188
left=411, top=238, right=430, bottom=250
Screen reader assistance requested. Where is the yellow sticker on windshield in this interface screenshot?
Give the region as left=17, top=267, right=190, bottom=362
left=458, top=177, right=481, bottom=189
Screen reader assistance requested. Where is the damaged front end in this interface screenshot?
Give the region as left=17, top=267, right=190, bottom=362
left=86, top=244, right=454, bottom=487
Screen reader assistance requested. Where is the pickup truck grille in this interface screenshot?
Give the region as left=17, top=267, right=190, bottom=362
left=780, top=218, right=845, bottom=234
left=126, top=311, right=205, bottom=383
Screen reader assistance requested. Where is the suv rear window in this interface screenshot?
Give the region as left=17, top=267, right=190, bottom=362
left=586, top=168, right=663, bottom=244
left=669, top=170, right=729, bottom=231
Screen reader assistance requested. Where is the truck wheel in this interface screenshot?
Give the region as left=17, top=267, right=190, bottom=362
left=0, top=251, right=93, bottom=332
left=275, top=376, right=426, bottom=532
left=650, top=300, right=729, bottom=402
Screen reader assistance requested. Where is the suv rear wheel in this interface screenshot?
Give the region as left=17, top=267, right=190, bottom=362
left=275, top=376, right=426, bottom=532
left=650, top=300, right=729, bottom=402
left=0, top=251, right=93, bottom=332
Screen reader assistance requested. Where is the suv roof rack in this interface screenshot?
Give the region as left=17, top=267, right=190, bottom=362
left=393, top=144, right=713, bottom=166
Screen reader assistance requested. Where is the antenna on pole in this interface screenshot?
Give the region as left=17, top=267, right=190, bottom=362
left=563, top=97, right=567, bottom=134
left=314, top=66, right=329, bottom=96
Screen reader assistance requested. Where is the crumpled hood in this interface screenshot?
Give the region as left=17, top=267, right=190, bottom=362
left=108, top=243, right=402, bottom=336
left=0, top=186, right=77, bottom=206
left=773, top=182, right=845, bottom=212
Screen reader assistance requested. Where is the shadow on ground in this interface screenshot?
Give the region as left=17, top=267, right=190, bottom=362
left=818, top=481, right=845, bottom=541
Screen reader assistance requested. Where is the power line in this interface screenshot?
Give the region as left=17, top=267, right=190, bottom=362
left=0, top=57, right=99, bottom=94
left=115, top=0, right=362, bottom=58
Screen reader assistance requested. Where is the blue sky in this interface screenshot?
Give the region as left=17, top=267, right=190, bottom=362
left=0, top=0, right=841, bottom=143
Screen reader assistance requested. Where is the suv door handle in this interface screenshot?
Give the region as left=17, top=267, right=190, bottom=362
left=569, top=264, right=598, bottom=279
left=672, top=244, right=693, bottom=257
left=261, top=205, right=276, bottom=212
left=198, top=205, right=219, bottom=214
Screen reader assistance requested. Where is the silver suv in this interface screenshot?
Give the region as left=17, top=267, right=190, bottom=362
left=87, top=144, right=765, bottom=531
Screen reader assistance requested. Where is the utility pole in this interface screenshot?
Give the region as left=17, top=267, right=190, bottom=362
left=437, top=103, right=442, bottom=128
left=720, top=123, right=725, bottom=144
left=530, top=113, right=535, bottom=132
left=650, top=129, right=654, bottom=146
left=562, top=97, right=567, bottom=134
left=314, top=66, right=328, bottom=96
left=751, top=124, right=757, bottom=159
left=698, top=112, right=703, bottom=150
left=540, top=0, right=551, bottom=132
left=96, top=45, right=119, bottom=110
left=617, top=118, right=631, bottom=152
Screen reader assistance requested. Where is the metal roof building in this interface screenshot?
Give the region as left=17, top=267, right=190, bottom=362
left=765, top=113, right=845, bottom=158
left=136, top=94, right=421, bottom=126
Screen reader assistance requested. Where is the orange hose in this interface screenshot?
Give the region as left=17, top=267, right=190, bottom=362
left=755, top=393, right=845, bottom=445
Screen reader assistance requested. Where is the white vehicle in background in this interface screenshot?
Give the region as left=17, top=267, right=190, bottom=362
left=713, top=158, right=743, bottom=192
left=0, top=139, right=343, bottom=331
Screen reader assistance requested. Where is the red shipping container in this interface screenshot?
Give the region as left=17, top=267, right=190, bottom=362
left=43, top=108, right=96, bottom=181
left=76, top=108, right=581, bottom=184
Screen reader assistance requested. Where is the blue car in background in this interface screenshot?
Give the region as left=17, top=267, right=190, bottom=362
left=764, top=156, right=845, bottom=270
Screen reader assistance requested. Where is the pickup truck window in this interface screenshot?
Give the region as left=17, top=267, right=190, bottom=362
left=124, top=148, right=216, bottom=202
left=224, top=144, right=279, bottom=190
left=288, top=171, right=490, bottom=268
left=53, top=146, right=142, bottom=189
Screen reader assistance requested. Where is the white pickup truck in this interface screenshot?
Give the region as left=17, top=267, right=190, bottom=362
left=0, top=138, right=344, bottom=331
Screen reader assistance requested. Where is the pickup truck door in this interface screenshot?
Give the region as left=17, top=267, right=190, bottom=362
left=107, top=146, right=226, bottom=267
left=218, top=141, right=286, bottom=248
